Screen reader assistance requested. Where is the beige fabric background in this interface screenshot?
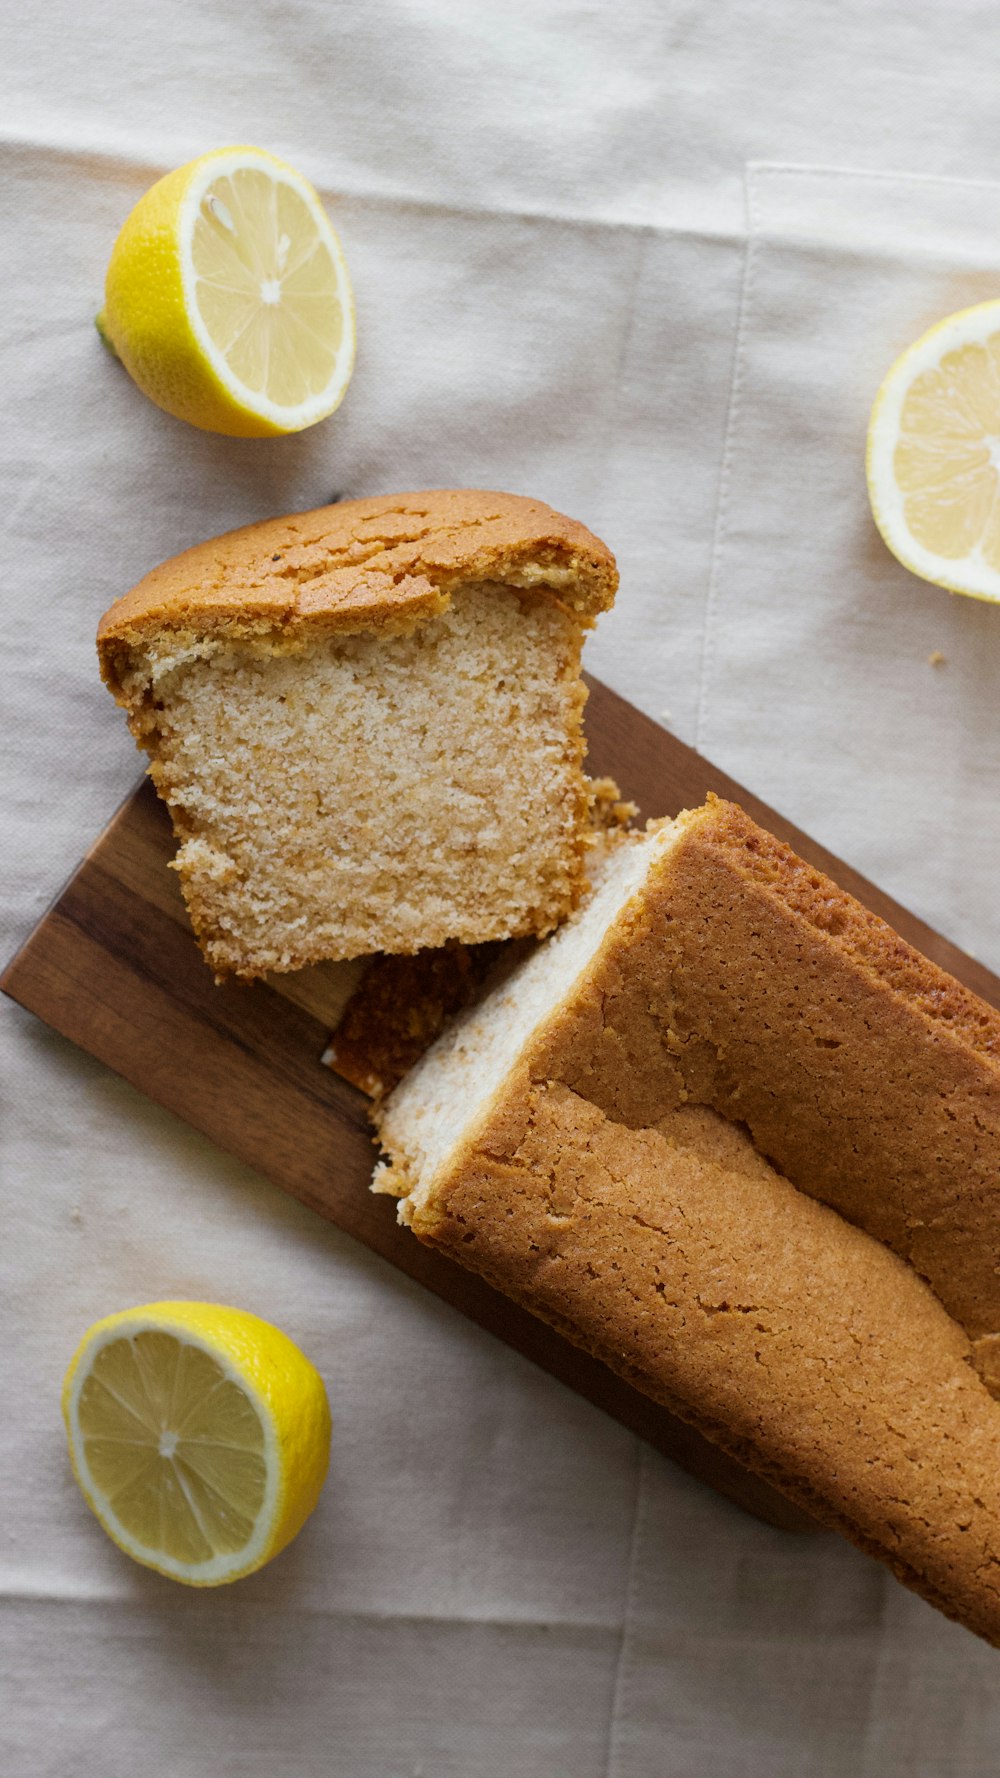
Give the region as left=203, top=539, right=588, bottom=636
left=2, top=4, right=1000, bottom=1773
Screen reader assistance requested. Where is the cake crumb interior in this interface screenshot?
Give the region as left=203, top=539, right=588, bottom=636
left=133, top=583, right=589, bottom=974
left=375, top=821, right=684, bottom=1213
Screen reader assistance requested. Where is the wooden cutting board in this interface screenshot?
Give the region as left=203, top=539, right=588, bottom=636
left=6, top=676, right=999, bottom=1535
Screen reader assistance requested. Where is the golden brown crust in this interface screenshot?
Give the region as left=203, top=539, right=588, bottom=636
left=97, top=488, right=618, bottom=695
left=687, top=797, right=1000, bottom=1062
left=380, top=795, right=1000, bottom=1642
left=542, top=796, right=1000, bottom=1339
left=495, top=797, right=1000, bottom=1338
left=408, top=1079, right=1000, bottom=1644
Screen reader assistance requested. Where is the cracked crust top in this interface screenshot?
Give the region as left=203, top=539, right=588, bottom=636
left=376, top=798, right=1000, bottom=1642
left=97, top=488, right=619, bottom=695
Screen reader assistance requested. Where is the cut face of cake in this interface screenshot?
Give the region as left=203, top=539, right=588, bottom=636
left=376, top=797, right=1000, bottom=1644
left=97, top=490, right=618, bottom=978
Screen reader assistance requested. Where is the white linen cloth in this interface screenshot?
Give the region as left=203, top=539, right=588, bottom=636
left=2, top=4, right=1000, bottom=1773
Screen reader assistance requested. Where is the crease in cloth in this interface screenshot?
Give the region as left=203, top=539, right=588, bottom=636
left=694, top=162, right=756, bottom=757
left=604, top=1437, right=649, bottom=1778
left=696, top=156, right=1000, bottom=764
left=0, top=126, right=747, bottom=246
left=749, top=156, right=1000, bottom=195
left=0, top=1586, right=622, bottom=1633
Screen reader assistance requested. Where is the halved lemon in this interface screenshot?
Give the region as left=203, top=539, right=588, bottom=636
left=62, top=1301, right=331, bottom=1585
left=867, top=301, right=1000, bottom=602
left=97, top=146, right=355, bottom=437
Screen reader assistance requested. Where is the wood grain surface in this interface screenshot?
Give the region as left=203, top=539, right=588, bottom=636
left=6, top=676, right=998, bottom=1534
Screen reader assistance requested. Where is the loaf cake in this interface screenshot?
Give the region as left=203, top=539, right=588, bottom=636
left=97, top=490, right=618, bottom=978
left=375, top=797, right=1000, bottom=1643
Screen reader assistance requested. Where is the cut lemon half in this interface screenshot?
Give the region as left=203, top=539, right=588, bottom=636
left=867, top=301, right=1000, bottom=602
left=62, top=1301, right=331, bottom=1585
left=97, top=146, right=355, bottom=437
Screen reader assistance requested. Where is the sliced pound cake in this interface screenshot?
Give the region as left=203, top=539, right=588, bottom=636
left=375, top=796, right=1000, bottom=1644
left=97, top=490, right=617, bottom=978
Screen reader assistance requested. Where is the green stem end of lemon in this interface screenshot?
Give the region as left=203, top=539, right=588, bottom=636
left=95, top=310, right=119, bottom=357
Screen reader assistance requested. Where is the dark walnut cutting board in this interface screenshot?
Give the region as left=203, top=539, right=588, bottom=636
left=6, top=676, right=999, bottom=1534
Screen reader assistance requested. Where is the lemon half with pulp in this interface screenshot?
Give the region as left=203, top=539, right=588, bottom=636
left=98, top=146, right=355, bottom=437
left=62, top=1301, right=331, bottom=1585
left=866, top=300, right=1000, bottom=602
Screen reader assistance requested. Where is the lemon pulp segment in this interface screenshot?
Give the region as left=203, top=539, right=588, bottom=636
left=867, top=301, right=1000, bottom=601
left=76, top=1330, right=267, bottom=1565
left=188, top=164, right=347, bottom=412
left=63, top=1301, right=331, bottom=1585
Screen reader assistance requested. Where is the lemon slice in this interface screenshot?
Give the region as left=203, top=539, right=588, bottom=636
left=62, top=1301, right=331, bottom=1585
left=866, top=301, right=1000, bottom=602
left=98, top=146, right=355, bottom=437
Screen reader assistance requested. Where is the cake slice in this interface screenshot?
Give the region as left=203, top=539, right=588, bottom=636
left=376, top=798, right=1000, bottom=1643
left=97, top=489, right=617, bottom=978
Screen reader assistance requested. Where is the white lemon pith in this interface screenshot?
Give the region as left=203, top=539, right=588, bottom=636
left=867, top=301, right=1000, bottom=602
left=98, top=146, right=355, bottom=437
left=62, top=1302, right=331, bottom=1585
